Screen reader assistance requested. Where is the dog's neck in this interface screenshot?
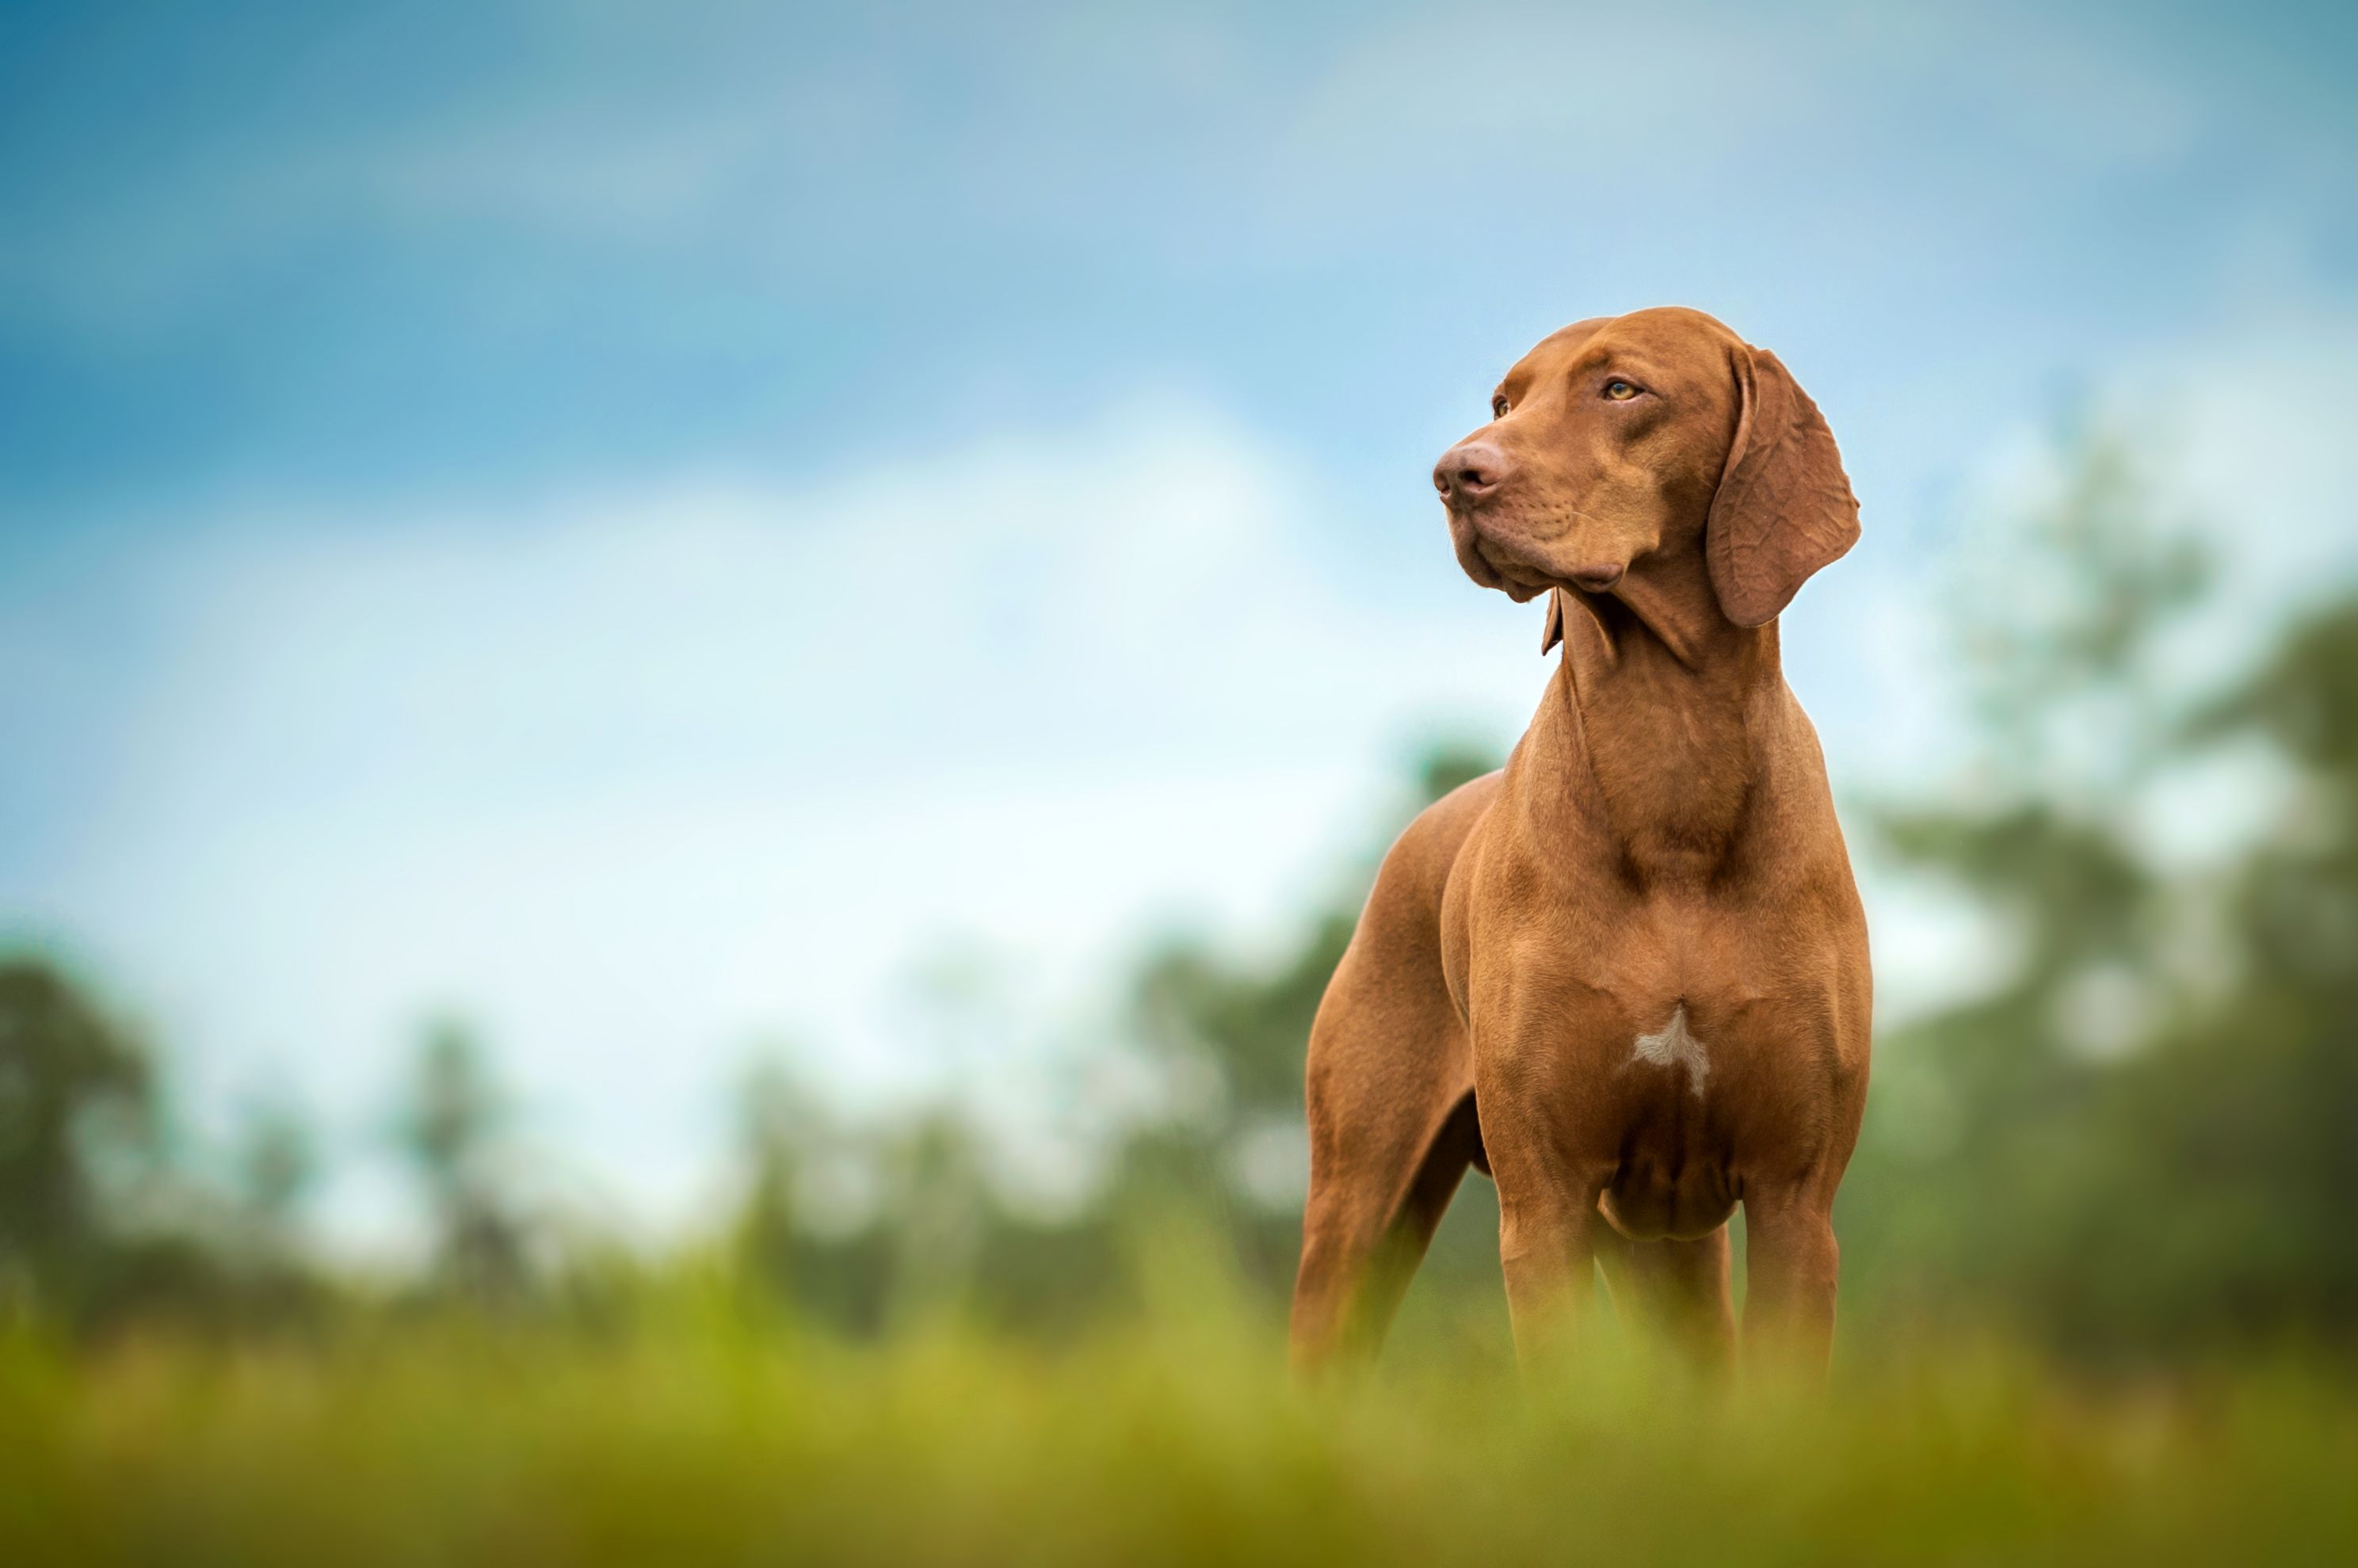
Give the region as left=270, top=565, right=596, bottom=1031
left=1543, top=554, right=1784, bottom=887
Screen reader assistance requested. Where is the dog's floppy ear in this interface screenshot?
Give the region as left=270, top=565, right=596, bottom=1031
left=1541, top=588, right=1566, bottom=654
left=1705, top=345, right=1860, bottom=628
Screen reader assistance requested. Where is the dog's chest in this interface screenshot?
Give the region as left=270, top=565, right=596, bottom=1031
left=1628, top=1002, right=1712, bottom=1095
left=1526, top=890, right=1837, bottom=1093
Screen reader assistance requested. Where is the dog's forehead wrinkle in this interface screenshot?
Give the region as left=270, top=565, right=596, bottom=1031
left=1504, top=349, right=1562, bottom=390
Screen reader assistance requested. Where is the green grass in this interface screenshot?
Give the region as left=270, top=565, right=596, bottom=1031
left=3, top=1279, right=2353, bottom=1566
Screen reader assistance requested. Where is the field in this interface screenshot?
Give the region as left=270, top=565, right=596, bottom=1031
left=6, top=1274, right=2355, bottom=1567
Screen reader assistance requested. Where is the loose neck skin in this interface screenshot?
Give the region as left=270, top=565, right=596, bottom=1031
left=1537, top=548, right=1787, bottom=888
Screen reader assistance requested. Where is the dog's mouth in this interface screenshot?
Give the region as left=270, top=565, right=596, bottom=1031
left=1481, top=541, right=1555, bottom=593
left=1455, top=513, right=1624, bottom=603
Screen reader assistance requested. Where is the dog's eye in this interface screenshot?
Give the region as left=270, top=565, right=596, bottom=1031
left=1491, top=395, right=1510, bottom=418
left=1603, top=380, right=1639, bottom=401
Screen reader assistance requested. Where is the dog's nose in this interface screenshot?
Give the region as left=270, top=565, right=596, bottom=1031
left=1433, top=442, right=1509, bottom=504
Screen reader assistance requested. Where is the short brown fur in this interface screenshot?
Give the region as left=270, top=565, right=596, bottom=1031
left=1291, top=307, right=1870, bottom=1378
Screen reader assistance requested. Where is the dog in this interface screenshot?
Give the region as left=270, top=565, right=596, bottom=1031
left=1290, top=307, right=1870, bottom=1377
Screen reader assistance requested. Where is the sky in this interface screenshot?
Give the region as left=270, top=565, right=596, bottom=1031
left=3, top=0, right=2355, bottom=1248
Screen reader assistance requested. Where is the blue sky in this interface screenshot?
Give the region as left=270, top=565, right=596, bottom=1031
left=3, top=1, right=2355, bottom=1246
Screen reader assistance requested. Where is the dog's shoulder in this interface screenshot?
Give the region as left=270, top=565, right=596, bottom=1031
left=1368, top=769, right=1502, bottom=912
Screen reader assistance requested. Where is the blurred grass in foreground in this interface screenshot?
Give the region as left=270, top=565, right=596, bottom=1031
left=4, top=1257, right=2354, bottom=1567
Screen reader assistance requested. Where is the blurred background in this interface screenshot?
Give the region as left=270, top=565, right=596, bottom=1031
left=3, top=0, right=2356, bottom=1363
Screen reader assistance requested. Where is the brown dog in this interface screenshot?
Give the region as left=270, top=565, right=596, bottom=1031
left=1290, top=307, right=1870, bottom=1378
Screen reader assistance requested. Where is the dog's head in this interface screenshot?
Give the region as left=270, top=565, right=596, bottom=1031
left=1434, top=307, right=1858, bottom=641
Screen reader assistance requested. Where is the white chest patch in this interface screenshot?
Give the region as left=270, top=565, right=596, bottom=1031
left=1631, top=1005, right=1711, bottom=1097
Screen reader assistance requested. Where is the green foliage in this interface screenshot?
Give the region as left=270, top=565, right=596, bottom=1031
left=0, top=959, right=155, bottom=1316
left=2058, top=598, right=2358, bottom=1347
left=231, top=1101, right=315, bottom=1236
left=1845, top=432, right=2358, bottom=1356
left=397, top=1021, right=534, bottom=1307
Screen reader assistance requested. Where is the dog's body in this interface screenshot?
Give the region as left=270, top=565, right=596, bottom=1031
left=1290, top=308, right=1871, bottom=1375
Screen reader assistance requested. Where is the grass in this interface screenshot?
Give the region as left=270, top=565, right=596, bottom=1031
left=3, top=1272, right=2354, bottom=1566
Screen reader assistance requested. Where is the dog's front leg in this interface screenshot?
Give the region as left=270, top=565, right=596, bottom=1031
left=1495, top=1172, right=1608, bottom=1370
left=1475, top=1030, right=1613, bottom=1372
left=1738, top=1180, right=1841, bottom=1378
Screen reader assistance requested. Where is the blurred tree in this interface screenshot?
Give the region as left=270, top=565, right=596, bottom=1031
left=0, top=959, right=156, bottom=1312
left=234, top=1097, right=317, bottom=1238
left=880, top=1112, right=989, bottom=1326
left=2051, top=601, right=2358, bottom=1348
left=396, top=1019, right=532, bottom=1305
left=734, top=1054, right=815, bottom=1298
left=1843, top=427, right=2358, bottom=1357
